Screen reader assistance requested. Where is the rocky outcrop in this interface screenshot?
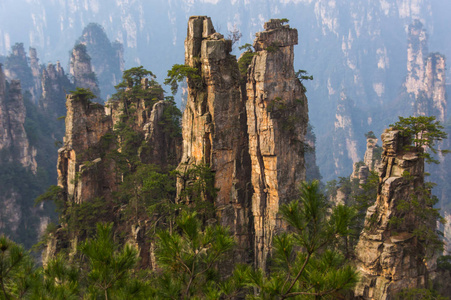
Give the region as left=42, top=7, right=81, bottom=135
left=141, top=100, right=181, bottom=167
left=333, top=92, right=360, bottom=176
left=40, top=62, right=74, bottom=117
left=305, top=124, right=322, bottom=182
left=363, top=135, right=382, bottom=172
left=0, top=65, right=37, bottom=171
left=76, top=23, right=124, bottom=100
left=245, top=19, right=308, bottom=269
left=3, top=43, right=42, bottom=104
left=28, top=48, right=43, bottom=103
left=177, top=17, right=309, bottom=269
left=57, top=94, right=114, bottom=205
left=354, top=129, right=432, bottom=299
left=69, top=44, right=101, bottom=99
left=405, top=20, right=447, bottom=122
left=50, top=72, right=182, bottom=266
left=178, top=16, right=253, bottom=264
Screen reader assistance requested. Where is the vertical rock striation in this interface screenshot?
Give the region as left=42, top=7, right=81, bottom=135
left=40, top=62, right=74, bottom=117
left=333, top=92, right=360, bottom=177
left=178, top=16, right=253, bottom=264
left=363, top=135, right=381, bottom=172
left=76, top=23, right=124, bottom=100
left=246, top=19, right=308, bottom=269
left=69, top=44, right=101, bottom=99
left=0, top=65, right=37, bottom=171
left=57, top=94, right=114, bottom=205
left=354, top=129, right=431, bottom=299
left=405, top=20, right=447, bottom=122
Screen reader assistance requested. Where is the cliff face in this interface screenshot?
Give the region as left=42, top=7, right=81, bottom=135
left=0, top=66, right=37, bottom=171
left=50, top=75, right=182, bottom=265
left=363, top=136, right=382, bottom=172
left=76, top=23, right=124, bottom=100
left=0, top=65, right=41, bottom=246
left=58, top=95, right=114, bottom=205
left=406, top=20, right=447, bottom=122
left=333, top=93, right=361, bottom=176
left=69, top=44, right=101, bottom=99
left=177, top=17, right=309, bottom=269
left=354, top=129, right=430, bottom=299
left=40, top=62, right=74, bottom=117
left=246, top=19, right=308, bottom=268
left=3, top=43, right=42, bottom=105
left=178, top=16, right=253, bottom=264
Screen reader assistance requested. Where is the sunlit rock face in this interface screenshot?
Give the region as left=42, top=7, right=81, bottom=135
left=177, top=16, right=254, bottom=265
left=177, top=17, right=309, bottom=269
left=354, top=129, right=433, bottom=299
left=245, top=19, right=308, bottom=269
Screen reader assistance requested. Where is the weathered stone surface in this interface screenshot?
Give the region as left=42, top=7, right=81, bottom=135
left=354, top=128, right=431, bottom=299
left=405, top=20, right=428, bottom=98
left=405, top=20, right=447, bottom=123
left=364, top=136, right=381, bottom=171
left=178, top=16, right=253, bottom=265
left=141, top=100, right=181, bottom=167
left=52, top=75, right=182, bottom=266
left=76, top=23, right=124, bottom=100
left=0, top=66, right=37, bottom=171
left=58, top=94, right=114, bottom=204
left=246, top=19, right=308, bottom=269
left=28, top=47, right=43, bottom=103
left=40, top=62, right=74, bottom=117
left=69, top=44, right=101, bottom=98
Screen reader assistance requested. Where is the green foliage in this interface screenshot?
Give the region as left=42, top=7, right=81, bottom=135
left=390, top=116, right=449, bottom=164
left=389, top=183, right=445, bottom=257
left=164, top=64, right=202, bottom=94
left=177, top=164, right=218, bottom=219
left=0, top=235, right=39, bottom=299
left=64, top=197, right=113, bottom=238
left=353, top=170, right=379, bottom=227
left=113, top=66, right=162, bottom=108
left=437, top=255, right=451, bottom=271
left=295, top=69, right=314, bottom=93
left=33, top=223, right=146, bottom=299
left=280, top=18, right=290, bottom=24
left=159, top=96, right=182, bottom=139
left=395, top=287, right=448, bottom=300
left=241, top=181, right=358, bottom=298
left=73, top=44, right=91, bottom=62
left=365, top=131, right=377, bottom=139
left=69, top=87, right=96, bottom=104
left=80, top=223, right=144, bottom=299
left=35, top=185, right=65, bottom=214
left=265, top=42, right=280, bottom=53
left=238, top=50, right=256, bottom=76
left=152, top=211, right=235, bottom=299
left=238, top=43, right=253, bottom=52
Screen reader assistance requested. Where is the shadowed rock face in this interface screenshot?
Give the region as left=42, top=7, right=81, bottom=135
left=0, top=65, right=38, bottom=240
left=40, top=62, right=74, bottom=117
left=0, top=66, right=37, bottom=171
left=354, top=129, right=431, bottom=299
left=178, top=17, right=309, bottom=269
left=246, top=19, right=308, bottom=269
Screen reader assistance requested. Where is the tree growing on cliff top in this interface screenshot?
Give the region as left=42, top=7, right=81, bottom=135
left=390, top=115, right=449, bottom=164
